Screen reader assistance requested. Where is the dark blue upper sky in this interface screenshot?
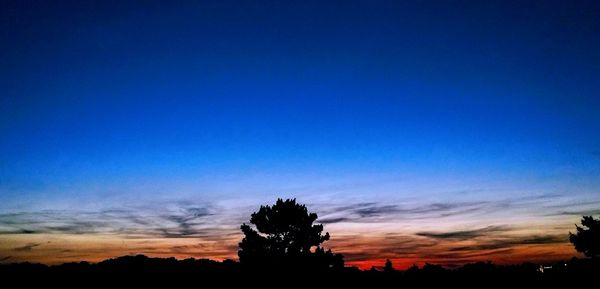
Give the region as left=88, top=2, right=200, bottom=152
left=1, top=1, right=599, bottom=207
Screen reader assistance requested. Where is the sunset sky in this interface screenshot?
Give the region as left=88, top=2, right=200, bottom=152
left=1, top=1, right=600, bottom=269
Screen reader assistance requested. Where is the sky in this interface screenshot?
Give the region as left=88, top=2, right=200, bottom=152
left=1, top=0, right=600, bottom=269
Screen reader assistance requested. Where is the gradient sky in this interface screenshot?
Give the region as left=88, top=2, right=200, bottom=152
left=1, top=0, right=600, bottom=269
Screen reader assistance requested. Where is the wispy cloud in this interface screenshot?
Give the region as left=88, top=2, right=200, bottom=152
left=416, top=226, right=509, bottom=240
left=449, top=235, right=566, bottom=251
left=331, top=230, right=570, bottom=269
left=316, top=194, right=585, bottom=268
left=316, top=192, right=600, bottom=227
left=0, top=193, right=589, bottom=267
left=0, top=202, right=232, bottom=239
left=13, top=243, right=41, bottom=252
left=519, top=235, right=567, bottom=244
left=158, top=206, right=214, bottom=238
left=317, top=201, right=491, bottom=224
left=553, top=209, right=600, bottom=216
left=0, top=228, right=37, bottom=234
left=422, top=248, right=516, bottom=260
left=319, top=217, right=352, bottom=224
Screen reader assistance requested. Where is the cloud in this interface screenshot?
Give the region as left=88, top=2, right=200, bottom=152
left=334, top=231, right=569, bottom=268
left=449, top=234, right=566, bottom=251
left=0, top=202, right=227, bottom=239
left=317, top=201, right=490, bottom=224
left=14, top=243, right=41, bottom=252
left=0, top=228, right=38, bottom=234
left=416, top=226, right=509, bottom=240
left=423, top=248, right=515, bottom=260
left=354, top=205, right=399, bottom=217
left=159, top=206, right=214, bottom=237
left=0, top=195, right=588, bottom=267
left=0, top=211, right=109, bottom=235
left=316, top=192, right=599, bottom=228
left=554, top=209, right=600, bottom=216
left=329, top=234, right=439, bottom=261
left=520, top=235, right=567, bottom=245
left=0, top=256, right=11, bottom=262
left=319, top=217, right=352, bottom=224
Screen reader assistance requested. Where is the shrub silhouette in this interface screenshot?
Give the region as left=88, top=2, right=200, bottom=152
left=238, top=198, right=343, bottom=270
left=569, top=215, right=600, bottom=258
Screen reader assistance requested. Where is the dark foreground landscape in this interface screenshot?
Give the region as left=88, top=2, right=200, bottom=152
left=1, top=255, right=599, bottom=286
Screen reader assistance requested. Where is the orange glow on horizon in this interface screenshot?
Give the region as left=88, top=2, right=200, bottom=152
left=0, top=231, right=580, bottom=270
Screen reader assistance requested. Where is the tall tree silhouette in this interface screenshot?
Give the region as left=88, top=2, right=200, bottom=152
left=384, top=259, right=395, bottom=273
left=238, top=198, right=343, bottom=270
left=569, top=215, right=600, bottom=258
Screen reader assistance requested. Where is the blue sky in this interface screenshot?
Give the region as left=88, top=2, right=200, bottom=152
left=1, top=1, right=600, bottom=267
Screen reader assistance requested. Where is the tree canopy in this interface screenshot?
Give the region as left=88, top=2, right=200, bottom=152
left=238, top=198, right=343, bottom=270
left=569, top=215, right=600, bottom=258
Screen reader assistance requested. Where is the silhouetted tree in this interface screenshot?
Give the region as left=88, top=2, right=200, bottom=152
left=384, top=259, right=395, bottom=273
left=238, top=198, right=343, bottom=270
left=569, top=216, right=600, bottom=258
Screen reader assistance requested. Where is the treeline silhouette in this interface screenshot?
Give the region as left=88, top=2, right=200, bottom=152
left=1, top=255, right=598, bottom=286
left=1, top=199, right=598, bottom=286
